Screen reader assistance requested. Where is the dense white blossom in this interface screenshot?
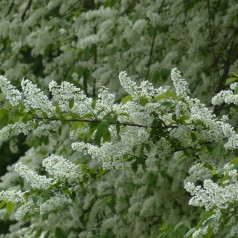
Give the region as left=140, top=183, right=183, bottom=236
left=0, top=76, right=22, bottom=105
left=0, top=190, right=25, bottom=203
left=171, top=68, right=190, bottom=98
left=39, top=194, right=72, bottom=215
left=21, top=79, right=55, bottom=116
left=15, top=201, right=36, bottom=221
left=0, top=1, right=237, bottom=237
left=0, top=121, right=34, bottom=144
left=15, top=162, right=54, bottom=190
left=50, top=80, right=93, bottom=117
left=212, top=90, right=238, bottom=105
left=72, top=127, right=149, bottom=169
left=0, top=66, right=237, bottom=237
left=42, top=154, right=81, bottom=182
left=32, top=121, right=62, bottom=137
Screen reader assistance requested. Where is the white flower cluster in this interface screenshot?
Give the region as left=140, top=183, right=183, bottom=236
left=94, top=87, right=115, bottom=119
left=119, top=71, right=167, bottom=100
left=0, top=190, right=25, bottom=203
left=171, top=68, right=190, bottom=98
left=119, top=71, right=138, bottom=97
left=0, top=68, right=237, bottom=238
left=32, top=121, right=62, bottom=137
left=15, top=162, right=54, bottom=190
left=21, top=79, right=55, bottom=116
left=0, top=75, right=22, bottom=106
left=212, top=83, right=238, bottom=105
left=49, top=80, right=93, bottom=117
left=42, top=154, right=81, bottom=182
left=185, top=97, right=238, bottom=149
left=185, top=161, right=238, bottom=236
left=185, top=161, right=238, bottom=210
left=184, top=179, right=238, bottom=210
left=39, top=193, right=72, bottom=215
left=184, top=163, right=211, bottom=184
left=72, top=127, right=149, bottom=169
left=15, top=200, right=36, bottom=221
left=0, top=121, right=34, bottom=145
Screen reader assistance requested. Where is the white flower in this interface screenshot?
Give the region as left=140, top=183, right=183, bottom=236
left=0, top=75, right=22, bottom=106
left=21, top=79, right=55, bottom=116
left=0, top=190, right=25, bottom=203
left=15, top=200, right=36, bottom=221
left=15, top=162, right=54, bottom=190
left=42, top=154, right=81, bottom=182
left=212, top=90, right=238, bottom=105
left=171, top=68, right=190, bottom=98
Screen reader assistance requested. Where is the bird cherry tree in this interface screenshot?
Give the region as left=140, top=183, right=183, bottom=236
left=0, top=69, right=237, bottom=237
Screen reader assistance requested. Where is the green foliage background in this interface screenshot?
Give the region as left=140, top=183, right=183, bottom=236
left=0, top=0, right=237, bottom=237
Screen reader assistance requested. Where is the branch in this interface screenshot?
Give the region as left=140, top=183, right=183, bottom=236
left=207, top=0, right=218, bottom=81
left=21, top=0, right=33, bottom=21
left=213, top=42, right=235, bottom=115
left=6, top=0, right=15, bottom=16
left=122, top=55, right=140, bottom=71
left=33, top=116, right=148, bottom=128
left=146, top=29, right=156, bottom=80
left=32, top=116, right=175, bottom=130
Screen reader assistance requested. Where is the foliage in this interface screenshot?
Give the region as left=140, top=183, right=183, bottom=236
left=0, top=0, right=237, bottom=100
left=0, top=69, right=237, bottom=237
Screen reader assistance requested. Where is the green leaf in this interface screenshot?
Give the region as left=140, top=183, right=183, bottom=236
left=41, top=135, right=49, bottom=145
left=6, top=201, right=14, bottom=215
left=70, top=121, right=87, bottom=132
left=92, top=98, right=97, bottom=108
left=69, top=98, right=74, bottom=109
left=69, top=191, right=76, bottom=201
left=149, top=70, right=160, bottom=82
left=226, top=77, right=238, bottom=84
left=55, top=105, right=62, bottom=114
left=55, top=227, right=66, bottom=238
left=11, top=111, right=27, bottom=123
left=33, top=228, right=42, bottom=238
left=230, top=157, right=238, bottom=165
left=0, top=200, right=7, bottom=209
left=82, top=113, right=93, bottom=119
left=174, top=222, right=184, bottom=231
left=229, top=72, right=238, bottom=77
left=116, top=122, right=121, bottom=139
left=121, top=95, right=132, bottom=104
left=43, top=230, right=51, bottom=238
left=139, top=96, right=149, bottom=106
left=94, top=120, right=111, bottom=146
left=0, top=109, right=9, bottom=129
left=204, top=228, right=213, bottom=238
left=191, top=132, right=197, bottom=142
left=201, top=210, right=214, bottom=221
left=154, top=92, right=178, bottom=101
left=160, top=223, right=170, bottom=231
left=185, top=228, right=196, bottom=238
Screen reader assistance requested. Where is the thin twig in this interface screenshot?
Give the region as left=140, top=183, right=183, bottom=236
left=6, top=0, right=15, bottom=16
left=33, top=116, right=148, bottom=128
left=146, top=29, right=156, bottom=80
left=21, top=0, right=33, bottom=21
left=207, top=0, right=218, bottom=83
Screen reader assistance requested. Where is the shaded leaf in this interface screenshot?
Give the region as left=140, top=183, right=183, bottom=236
left=69, top=98, right=74, bottom=109
left=6, top=201, right=14, bottom=215
left=0, top=109, right=9, bottom=129
left=55, top=227, right=66, bottom=238
left=0, top=200, right=7, bottom=209
left=94, top=120, right=111, bottom=146
left=121, top=95, right=132, bottom=104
